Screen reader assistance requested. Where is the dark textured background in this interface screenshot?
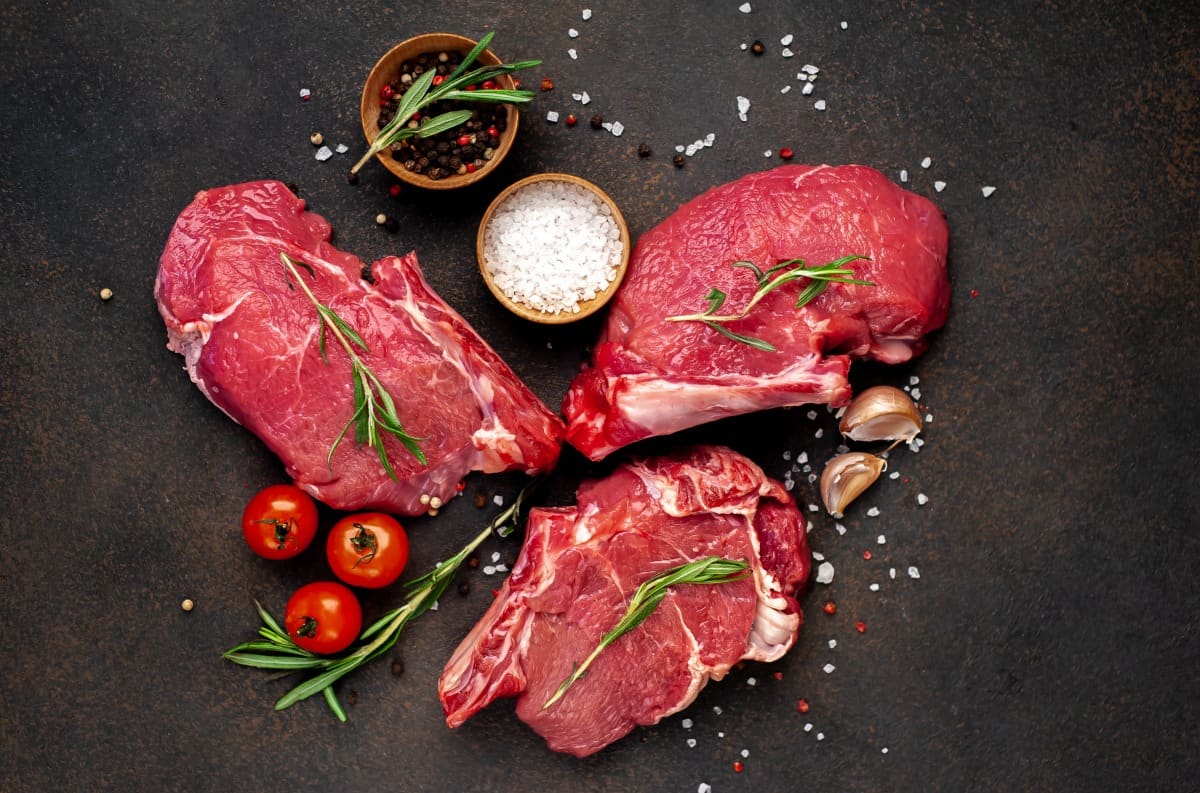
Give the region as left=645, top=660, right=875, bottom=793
left=1, top=2, right=1197, bottom=791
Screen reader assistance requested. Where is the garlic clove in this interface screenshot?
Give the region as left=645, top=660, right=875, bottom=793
left=838, top=385, right=923, bottom=443
left=820, top=452, right=886, bottom=518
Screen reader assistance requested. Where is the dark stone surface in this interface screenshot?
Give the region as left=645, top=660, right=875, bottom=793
left=1, top=2, right=1197, bottom=791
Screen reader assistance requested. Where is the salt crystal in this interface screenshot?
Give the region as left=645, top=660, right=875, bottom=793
left=900, top=169, right=908, bottom=183
left=298, top=88, right=311, bottom=100
left=739, top=2, right=752, bottom=12
left=840, top=20, right=849, bottom=29
left=736, top=95, right=751, bottom=122
left=741, top=749, right=750, bottom=758
left=572, top=92, right=582, bottom=101
left=816, top=561, right=835, bottom=584
left=817, top=732, right=825, bottom=741
left=802, top=64, right=820, bottom=74
left=429, top=600, right=438, bottom=611
left=705, top=132, right=716, bottom=143
left=610, top=121, right=624, bottom=136
left=917, top=493, right=929, bottom=506
left=814, top=428, right=824, bottom=438
left=483, top=565, right=496, bottom=575
left=804, top=723, right=813, bottom=732
left=889, top=567, right=896, bottom=579
left=835, top=522, right=847, bottom=535
left=568, top=28, right=579, bottom=38
left=806, top=520, right=814, bottom=532
left=828, top=638, right=838, bottom=648
left=781, top=47, right=794, bottom=58
left=782, top=451, right=792, bottom=460
left=764, top=150, right=773, bottom=158
left=784, top=480, right=795, bottom=491
left=806, top=410, right=818, bottom=420
left=713, top=706, right=723, bottom=715
left=780, top=32, right=795, bottom=44
left=493, top=494, right=505, bottom=506
left=808, top=503, right=820, bottom=513
left=546, top=111, right=560, bottom=123
left=582, top=8, right=592, bottom=20
left=982, top=185, right=996, bottom=197
left=495, top=564, right=508, bottom=572
left=920, top=156, right=932, bottom=169
left=925, top=413, right=933, bottom=423
left=812, top=551, right=825, bottom=561
left=580, top=91, right=591, bottom=105
left=823, top=663, right=835, bottom=674
left=780, top=85, right=791, bottom=94
left=882, top=747, right=889, bottom=754
left=934, top=181, right=946, bottom=193
left=814, top=99, right=827, bottom=111
left=877, top=534, right=886, bottom=544
left=675, top=145, right=685, bottom=153
left=718, top=731, right=725, bottom=737
left=798, top=452, right=808, bottom=464
left=687, top=738, right=697, bottom=748
left=682, top=718, right=694, bottom=728
left=908, top=566, right=921, bottom=579
left=889, top=471, right=900, bottom=479
left=869, top=583, right=880, bottom=591
left=909, top=375, right=920, bottom=385
left=747, top=676, right=757, bottom=686
left=685, top=144, right=698, bottom=156
left=490, top=552, right=501, bottom=563
left=740, top=42, right=748, bottom=50
left=866, top=506, right=880, bottom=517
left=802, top=82, right=814, bottom=95
left=567, top=48, right=578, bottom=60
left=335, top=143, right=348, bottom=154
left=314, top=146, right=333, bottom=161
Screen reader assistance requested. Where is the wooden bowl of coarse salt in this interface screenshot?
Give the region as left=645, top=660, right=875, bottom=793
left=476, top=173, right=631, bottom=323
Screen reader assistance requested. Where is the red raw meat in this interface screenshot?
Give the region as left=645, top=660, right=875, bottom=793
left=563, top=164, right=950, bottom=460
left=155, top=181, right=563, bottom=515
left=439, top=445, right=810, bottom=757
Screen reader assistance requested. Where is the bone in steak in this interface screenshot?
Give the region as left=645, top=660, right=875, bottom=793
left=155, top=180, right=564, bottom=515
left=438, top=445, right=810, bottom=757
left=562, top=164, right=950, bottom=460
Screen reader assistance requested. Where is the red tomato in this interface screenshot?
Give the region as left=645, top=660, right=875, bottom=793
left=326, top=512, right=410, bottom=589
left=241, top=484, right=319, bottom=560
left=284, top=581, right=362, bottom=655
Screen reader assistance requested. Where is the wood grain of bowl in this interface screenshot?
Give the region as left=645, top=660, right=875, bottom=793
left=476, top=173, right=631, bottom=324
left=360, top=33, right=519, bottom=190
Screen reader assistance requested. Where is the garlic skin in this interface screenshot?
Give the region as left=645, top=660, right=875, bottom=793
left=838, top=385, right=923, bottom=443
left=820, top=452, right=886, bottom=518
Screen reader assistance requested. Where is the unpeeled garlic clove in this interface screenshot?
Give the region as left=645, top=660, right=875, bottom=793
left=820, top=452, right=886, bottom=518
left=838, top=385, right=923, bottom=443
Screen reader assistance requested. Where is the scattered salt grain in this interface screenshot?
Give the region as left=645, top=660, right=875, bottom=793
left=495, top=564, right=508, bottom=572
left=546, top=111, right=560, bottom=123
left=738, top=2, right=752, bottom=12
left=925, top=413, right=933, bottom=423
left=798, top=452, right=808, bottom=464
left=718, top=731, right=725, bottom=737
left=808, top=503, right=820, bottom=513
left=781, top=47, right=794, bottom=58
left=582, top=8, right=592, bottom=20
left=900, top=169, right=908, bottom=183
left=682, top=718, right=694, bottom=729
left=889, top=471, right=900, bottom=480
left=823, top=663, right=836, bottom=674
left=806, top=409, right=818, bottom=420
left=814, top=428, right=824, bottom=439
left=817, top=732, right=825, bottom=741
left=740, top=749, right=750, bottom=758
left=713, top=706, right=723, bottom=715
left=698, top=784, right=712, bottom=793
left=889, top=567, right=896, bottom=579
left=869, top=583, right=880, bottom=592
left=676, top=145, right=685, bottom=153
left=481, top=179, right=623, bottom=315
left=314, top=145, right=333, bottom=161
left=835, top=522, right=847, bottom=535
left=740, top=42, right=748, bottom=50
left=298, top=88, right=311, bottom=100
left=866, top=506, right=880, bottom=517
left=882, top=747, right=889, bottom=754
left=802, top=64, right=820, bottom=75
left=782, top=451, right=791, bottom=461
left=781, top=33, right=794, bottom=45
left=483, top=565, right=497, bottom=575
left=568, top=28, right=579, bottom=37
left=840, top=20, right=849, bottom=29
left=816, top=561, right=835, bottom=584
left=812, top=551, right=825, bottom=561
left=828, top=639, right=837, bottom=649
left=493, top=495, right=505, bottom=506
left=687, top=738, right=697, bottom=748
left=917, top=493, right=929, bottom=506
left=920, top=156, right=932, bottom=169
left=785, top=480, right=795, bottom=491
left=908, top=566, right=921, bottom=579
left=982, top=185, right=997, bottom=197
left=580, top=91, right=591, bottom=104
left=736, top=95, right=751, bottom=121
left=333, top=143, right=348, bottom=154
left=802, top=82, right=814, bottom=95
left=764, top=150, right=773, bottom=158
left=804, top=723, right=813, bottom=732
left=609, top=121, right=625, bottom=136
left=491, top=552, right=501, bottom=563
left=909, top=375, right=920, bottom=385
left=705, top=132, right=716, bottom=145
left=747, top=676, right=757, bottom=686
left=429, top=601, right=438, bottom=611
left=877, top=534, right=886, bottom=544
left=934, top=181, right=946, bottom=193
left=780, top=85, right=791, bottom=94
left=568, top=48, right=578, bottom=60
left=814, top=99, right=827, bottom=111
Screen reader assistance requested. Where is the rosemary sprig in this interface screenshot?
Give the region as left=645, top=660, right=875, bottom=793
left=666, top=255, right=874, bottom=352
left=223, top=480, right=539, bottom=721
left=541, top=556, right=750, bottom=710
left=279, top=252, right=425, bottom=477
left=351, top=31, right=540, bottom=174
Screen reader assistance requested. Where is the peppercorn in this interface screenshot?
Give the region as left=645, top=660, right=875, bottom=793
left=540, top=77, right=554, bottom=91
left=181, top=598, right=194, bottom=612
left=672, top=154, right=686, bottom=168
left=375, top=213, right=387, bottom=225
left=823, top=600, right=837, bottom=615
left=797, top=698, right=810, bottom=713
left=384, top=217, right=399, bottom=233
left=467, top=556, right=479, bottom=568
left=99, top=287, right=113, bottom=301
left=388, top=183, right=402, bottom=197
left=779, top=147, right=794, bottom=160
left=346, top=170, right=359, bottom=185
left=458, top=581, right=471, bottom=596
left=390, top=659, right=405, bottom=677
left=638, top=143, right=651, bottom=158
left=751, top=40, right=765, bottom=55
left=590, top=114, right=603, bottom=129
left=309, top=132, right=324, bottom=146
left=565, top=114, right=577, bottom=126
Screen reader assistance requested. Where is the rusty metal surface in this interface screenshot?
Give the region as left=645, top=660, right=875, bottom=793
left=1, top=2, right=1197, bottom=791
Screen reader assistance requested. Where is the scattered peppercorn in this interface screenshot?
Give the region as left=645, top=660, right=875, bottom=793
left=779, top=147, right=794, bottom=160
left=360, top=264, right=375, bottom=283
left=467, top=556, right=479, bottom=569
left=672, top=154, right=686, bottom=168
left=346, top=171, right=359, bottom=186
left=970, top=288, right=980, bottom=298
left=772, top=671, right=783, bottom=681
left=375, top=213, right=388, bottom=225
left=458, top=580, right=471, bottom=596
left=346, top=689, right=358, bottom=706
left=823, top=600, right=837, bottom=615
left=733, top=761, right=744, bottom=773
left=390, top=659, right=405, bottom=677
left=637, top=142, right=651, bottom=158
left=180, top=598, right=194, bottom=612
left=473, top=492, right=487, bottom=508
left=590, top=114, right=603, bottom=129
left=797, top=698, right=810, bottom=713
left=99, top=288, right=113, bottom=301
left=565, top=114, right=577, bottom=126
left=540, top=78, right=555, bottom=91
left=751, top=40, right=765, bottom=55
left=388, top=183, right=402, bottom=197
left=863, top=550, right=872, bottom=560
left=855, top=620, right=867, bottom=633
left=309, top=132, right=324, bottom=146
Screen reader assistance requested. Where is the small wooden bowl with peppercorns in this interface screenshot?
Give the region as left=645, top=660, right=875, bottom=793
left=359, top=33, right=523, bottom=190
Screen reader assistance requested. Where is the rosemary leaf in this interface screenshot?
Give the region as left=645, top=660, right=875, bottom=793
left=322, top=686, right=348, bottom=723
left=416, top=109, right=475, bottom=138
left=222, top=652, right=329, bottom=671
left=542, top=556, right=749, bottom=710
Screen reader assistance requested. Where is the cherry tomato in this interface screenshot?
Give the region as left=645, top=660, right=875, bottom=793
left=241, top=484, right=319, bottom=560
left=284, top=581, right=362, bottom=655
left=326, top=512, right=410, bottom=589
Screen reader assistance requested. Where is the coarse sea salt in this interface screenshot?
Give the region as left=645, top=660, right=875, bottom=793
left=781, top=33, right=794, bottom=45
left=816, top=561, right=835, bottom=584
left=739, top=2, right=752, bottom=12
left=568, top=28, right=579, bottom=38
left=568, top=48, right=578, bottom=59
left=482, top=180, right=623, bottom=315
left=982, top=185, right=997, bottom=197
left=314, top=145, right=333, bottom=161
left=582, top=8, right=592, bottom=20
left=736, top=95, right=751, bottom=121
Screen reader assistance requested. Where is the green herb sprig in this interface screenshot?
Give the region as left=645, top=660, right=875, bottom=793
left=279, top=252, right=425, bottom=477
left=351, top=32, right=540, bottom=175
left=666, top=255, right=874, bottom=352
left=541, top=556, right=749, bottom=710
left=223, top=480, right=539, bottom=721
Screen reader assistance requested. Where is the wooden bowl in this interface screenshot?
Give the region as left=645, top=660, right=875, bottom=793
left=476, top=173, right=631, bottom=324
left=360, top=33, right=519, bottom=190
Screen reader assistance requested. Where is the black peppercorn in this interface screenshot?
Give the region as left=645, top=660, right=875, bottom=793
left=590, top=114, right=603, bottom=129
left=458, top=581, right=471, bottom=596
left=673, top=154, right=686, bottom=168
left=391, top=659, right=405, bottom=677
left=751, top=40, right=765, bottom=55
left=638, top=143, right=651, bottom=158
left=384, top=217, right=399, bottom=233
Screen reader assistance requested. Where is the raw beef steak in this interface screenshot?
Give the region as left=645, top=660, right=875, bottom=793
left=156, top=180, right=564, bottom=515
left=563, top=164, right=950, bottom=460
left=439, top=445, right=810, bottom=757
